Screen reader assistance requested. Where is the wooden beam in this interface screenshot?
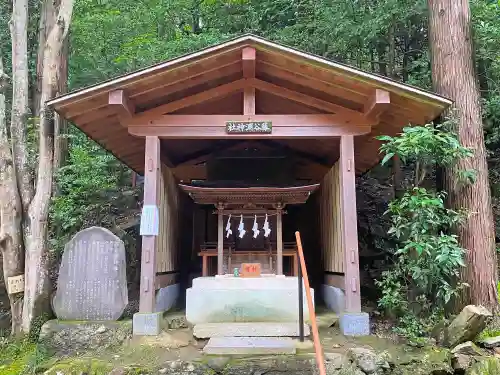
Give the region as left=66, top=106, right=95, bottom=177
left=242, top=47, right=256, bottom=79
left=364, top=89, right=391, bottom=123
left=244, top=87, right=256, bottom=115
left=109, top=90, right=135, bottom=122
left=128, top=114, right=372, bottom=138
left=139, top=136, right=160, bottom=313
left=217, top=207, right=224, bottom=275
left=276, top=207, right=283, bottom=275
left=249, top=78, right=371, bottom=122
left=171, top=163, right=329, bottom=182
left=126, top=79, right=247, bottom=126
left=136, top=114, right=371, bottom=127
left=339, top=135, right=361, bottom=313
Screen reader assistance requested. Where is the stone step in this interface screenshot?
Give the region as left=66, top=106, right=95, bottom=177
left=194, top=322, right=310, bottom=338
left=203, top=337, right=296, bottom=355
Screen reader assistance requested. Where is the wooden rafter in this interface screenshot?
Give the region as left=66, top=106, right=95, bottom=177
left=364, top=89, right=391, bottom=123
left=259, top=140, right=331, bottom=166
left=126, top=79, right=247, bottom=126
left=133, top=61, right=242, bottom=103
left=249, top=78, right=371, bottom=122
left=172, top=140, right=246, bottom=166
left=109, top=90, right=135, bottom=125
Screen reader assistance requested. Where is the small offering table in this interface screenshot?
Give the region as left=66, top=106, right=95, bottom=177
left=198, top=249, right=299, bottom=276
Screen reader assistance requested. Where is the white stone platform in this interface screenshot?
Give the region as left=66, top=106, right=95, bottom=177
left=193, top=322, right=310, bottom=338
left=186, top=276, right=314, bottom=325
left=203, top=337, right=296, bottom=355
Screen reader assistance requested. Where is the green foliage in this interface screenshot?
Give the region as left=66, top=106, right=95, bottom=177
left=376, top=188, right=467, bottom=340
left=377, top=123, right=471, bottom=341
left=378, top=123, right=473, bottom=167
left=0, top=338, right=52, bottom=375
left=49, top=128, right=133, bottom=253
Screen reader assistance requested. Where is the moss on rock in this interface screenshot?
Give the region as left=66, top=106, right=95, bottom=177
left=467, top=357, right=500, bottom=375
left=44, top=358, right=113, bottom=375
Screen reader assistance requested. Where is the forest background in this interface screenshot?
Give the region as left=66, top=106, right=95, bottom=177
left=0, top=0, right=499, bottom=337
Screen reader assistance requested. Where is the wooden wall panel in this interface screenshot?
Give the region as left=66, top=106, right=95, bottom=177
left=319, top=161, right=344, bottom=273
left=155, top=163, right=180, bottom=274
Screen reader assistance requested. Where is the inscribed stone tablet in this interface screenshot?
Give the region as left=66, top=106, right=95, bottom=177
left=53, top=227, right=128, bottom=320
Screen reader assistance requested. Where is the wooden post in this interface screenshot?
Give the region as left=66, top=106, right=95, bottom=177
left=339, top=135, right=361, bottom=312
left=276, top=206, right=283, bottom=275
left=139, top=136, right=160, bottom=313
left=217, top=204, right=224, bottom=275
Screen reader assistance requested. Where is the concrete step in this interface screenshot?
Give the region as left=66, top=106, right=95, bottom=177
left=203, top=337, right=296, bottom=355
left=194, top=322, right=310, bottom=338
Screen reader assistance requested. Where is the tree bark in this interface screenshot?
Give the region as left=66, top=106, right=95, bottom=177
left=428, top=0, right=498, bottom=311
left=9, top=0, right=34, bottom=211
left=0, top=52, right=24, bottom=336
left=22, top=0, right=74, bottom=332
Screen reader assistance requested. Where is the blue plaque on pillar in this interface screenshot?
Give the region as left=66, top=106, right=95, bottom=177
left=140, top=205, right=159, bottom=236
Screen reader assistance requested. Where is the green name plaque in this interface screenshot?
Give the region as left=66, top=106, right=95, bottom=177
left=226, top=121, right=272, bottom=134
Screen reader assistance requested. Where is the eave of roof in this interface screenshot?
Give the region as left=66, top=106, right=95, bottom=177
left=47, top=33, right=452, bottom=110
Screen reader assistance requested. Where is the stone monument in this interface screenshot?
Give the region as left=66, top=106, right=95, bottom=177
left=53, top=226, right=128, bottom=320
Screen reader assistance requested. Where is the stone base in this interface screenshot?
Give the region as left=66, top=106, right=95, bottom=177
left=322, top=284, right=345, bottom=314
left=339, top=312, right=370, bottom=336
left=155, top=283, right=180, bottom=312
left=133, top=312, right=163, bottom=336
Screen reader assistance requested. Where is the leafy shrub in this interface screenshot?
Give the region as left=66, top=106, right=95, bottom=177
left=376, top=120, right=472, bottom=341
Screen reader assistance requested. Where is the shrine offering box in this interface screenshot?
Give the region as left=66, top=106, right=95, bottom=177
left=240, top=263, right=261, bottom=277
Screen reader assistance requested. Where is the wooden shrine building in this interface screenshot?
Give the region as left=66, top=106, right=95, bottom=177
left=47, top=34, right=451, bottom=335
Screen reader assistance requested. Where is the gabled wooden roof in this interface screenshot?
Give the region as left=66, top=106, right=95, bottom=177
left=179, top=184, right=320, bottom=207
left=47, top=34, right=452, bottom=177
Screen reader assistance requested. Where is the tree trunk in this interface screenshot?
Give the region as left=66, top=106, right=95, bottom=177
left=10, top=0, right=34, bottom=211
left=53, top=36, right=69, bottom=171
left=22, top=0, right=74, bottom=333
left=428, top=0, right=498, bottom=311
left=0, top=52, right=24, bottom=336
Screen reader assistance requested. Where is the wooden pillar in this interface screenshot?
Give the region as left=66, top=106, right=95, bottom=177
left=217, top=205, right=224, bottom=275
left=339, top=135, right=361, bottom=312
left=276, top=206, right=283, bottom=275
left=139, top=136, right=160, bottom=313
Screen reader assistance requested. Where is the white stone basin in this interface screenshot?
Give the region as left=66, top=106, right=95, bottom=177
left=186, top=276, right=314, bottom=324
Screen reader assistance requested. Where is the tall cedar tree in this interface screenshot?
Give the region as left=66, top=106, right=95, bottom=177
left=428, top=0, right=498, bottom=311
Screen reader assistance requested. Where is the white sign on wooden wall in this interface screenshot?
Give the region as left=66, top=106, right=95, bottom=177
left=7, top=274, right=25, bottom=294
left=140, top=204, right=159, bottom=236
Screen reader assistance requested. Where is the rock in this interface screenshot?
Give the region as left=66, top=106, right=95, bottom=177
left=53, top=227, right=129, bottom=321
left=158, top=368, right=168, bottom=374
left=316, top=311, right=339, bottom=329
left=466, top=357, right=500, bottom=375
left=108, top=368, right=126, bottom=375
left=444, top=305, right=492, bottom=348
left=348, top=347, right=378, bottom=374
left=204, top=356, right=231, bottom=371
left=39, top=320, right=132, bottom=356
left=479, top=336, right=500, bottom=348
left=96, top=325, right=107, bottom=334
left=325, top=352, right=346, bottom=370
left=164, top=312, right=188, bottom=329
left=452, top=354, right=473, bottom=374
left=451, top=341, right=487, bottom=357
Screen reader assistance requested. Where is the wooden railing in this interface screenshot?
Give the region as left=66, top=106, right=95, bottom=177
left=295, top=231, right=326, bottom=375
